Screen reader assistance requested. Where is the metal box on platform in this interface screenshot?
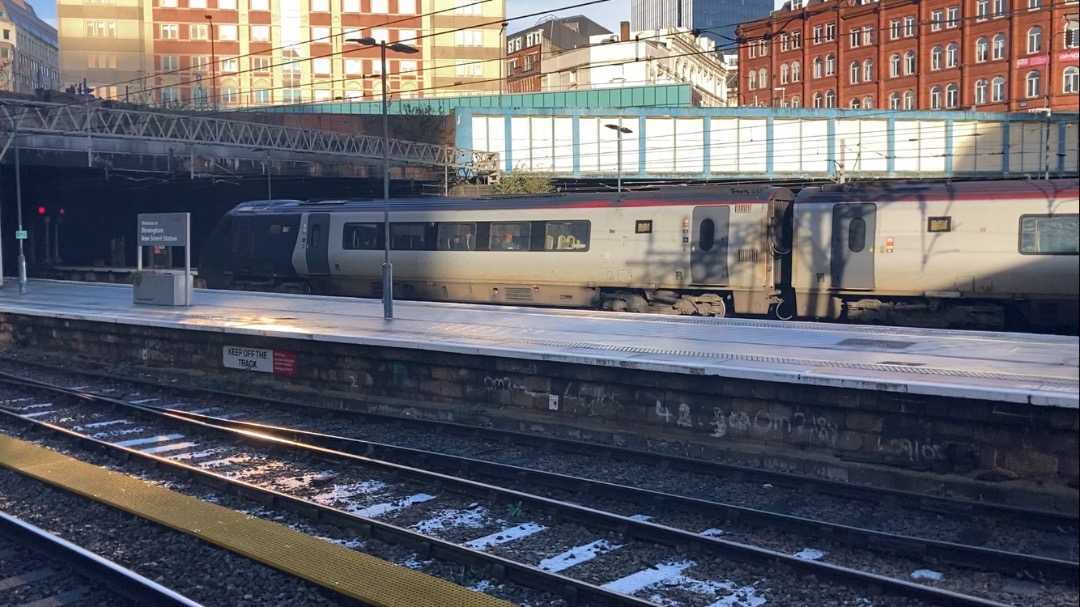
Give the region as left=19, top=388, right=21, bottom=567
left=133, top=272, right=192, bottom=306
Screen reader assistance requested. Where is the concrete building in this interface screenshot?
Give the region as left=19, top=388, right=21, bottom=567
left=631, top=0, right=774, bottom=50
left=541, top=22, right=732, bottom=106
left=0, top=0, right=60, bottom=94
left=56, top=0, right=504, bottom=108
left=737, top=0, right=1080, bottom=112
left=505, top=15, right=610, bottom=94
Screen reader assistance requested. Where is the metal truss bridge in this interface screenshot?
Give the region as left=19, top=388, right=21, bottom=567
left=0, top=99, right=498, bottom=180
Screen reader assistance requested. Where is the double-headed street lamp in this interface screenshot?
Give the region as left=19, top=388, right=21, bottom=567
left=345, top=36, right=418, bottom=320
left=604, top=123, right=632, bottom=195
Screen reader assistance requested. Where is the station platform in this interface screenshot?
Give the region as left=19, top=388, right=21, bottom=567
left=0, top=279, right=1077, bottom=490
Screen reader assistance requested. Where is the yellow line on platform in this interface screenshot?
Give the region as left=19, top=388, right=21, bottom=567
left=0, top=434, right=514, bottom=607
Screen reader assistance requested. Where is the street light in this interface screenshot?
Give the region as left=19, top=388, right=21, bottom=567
left=604, top=123, right=632, bottom=195
left=12, top=116, right=27, bottom=294
left=204, top=15, right=217, bottom=111
left=253, top=148, right=272, bottom=198
left=346, top=36, right=419, bottom=320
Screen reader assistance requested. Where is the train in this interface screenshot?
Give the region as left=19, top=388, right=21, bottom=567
left=198, top=179, right=1080, bottom=332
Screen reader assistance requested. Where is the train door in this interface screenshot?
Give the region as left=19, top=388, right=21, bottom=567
left=305, top=213, right=331, bottom=275
left=830, top=203, right=875, bottom=290
left=690, top=206, right=730, bottom=285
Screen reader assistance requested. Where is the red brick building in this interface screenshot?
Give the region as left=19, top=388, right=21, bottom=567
left=736, top=0, right=1079, bottom=112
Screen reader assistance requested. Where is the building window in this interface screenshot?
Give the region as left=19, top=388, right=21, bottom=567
left=932, top=46, right=943, bottom=70
left=930, top=85, right=942, bottom=108
left=251, top=25, right=270, bottom=41
left=947, top=43, right=958, bottom=68
left=813, top=25, right=823, bottom=44
left=161, top=86, right=181, bottom=105
left=219, top=25, right=237, bottom=41
left=456, top=30, right=483, bottom=47
left=219, top=0, right=236, bottom=8
left=890, top=92, right=900, bottom=108
left=791, top=31, right=802, bottom=48
left=993, top=33, right=1006, bottom=60
left=890, top=19, right=901, bottom=40
left=825, top=89, right=836, bottom=107
left=453, top=0, right=480, bottom=14
left=251, top=0, right=269, bottom=9
left=253, top=88, right=270, bottom=103
left=863, top=59, right=873, bottom=81
left=781, top=33, right=789, bottom=51
left=311, top=27, right=331, bottom=42
left=792, top=61, right=801, bottom=81
left=371, top=0, right=388, bottom=12
left=931, top=10, right=943, bottom=31
left=850, top=98, right=861, bottom=109
left=946, top=6, right=959, bottom=27
left=975, top=79, right=988, bottom=104
left=748, top=42, right=757, bottom=59
left=904, top=90, right=915, bottom=109
left=455, top=60, right=482, bottom=77
left=825, top=22, right=835, bottom=41
left=190, top=23, right=207, bottom=40
left=890, top=53, right=900, bottom=77
left=790, top=96, right=801, bottom=108
left=161, top=55, right=178, bottom=71
left=946, top=83, right=958, bottom=107
left=864, top=96, right=873, bottom=109
left=1028, top=27, right=1042, bottom=54
left=863, top=25, right=873, bottom=45
left=1028, top=0, right=1041, bottom=9
left=345, top=59, right=362, bottom=75
left=813, top=92, right=822, bottom=107
left=748, top=70, right=757, bottom=90
left=977, top=0, right=989, bottom=20
left=160, top=23, right=178, bottom=40
left=904, top=16, right=916, bottom=37
left=992, top=76, right=1006, bottom=101
left=189, top=0, right=205, bottom=7
left=993, top=0, right=1005, bottom=16
left=1064, top=67, right=1079, bottom=93
left=1026, top=70, right=1041, bottom=97
left=252, top=56, right=271, bottom=72
left=813, top=57, right=823, bottom=79
left=781, top=63, right=789, bottom=84
left=904, top=51, right=916, bottom=75
left=220, top=57, right=238, bottom=72
left=759, top=67, right=768, bottom=86
left=759, top=39, right=768, bottom=56
left=976, top=37, right=989, bottom=62
left=850, top=61, right=860, bottom=83
left=825, top=54, right=835, bottom=76
left=313, top=58, right=330, bottom=74
left=1067, top=22, right=1079, bottom=49
left=399, top=0, right=416, bottom=14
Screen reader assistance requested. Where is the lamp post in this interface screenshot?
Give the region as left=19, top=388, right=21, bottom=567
left=204, top=15, right=217, bottom=111
left=13, top=116, right=26, bottom=294
left=346, top=36, right=418, bottom=320
left=773, top=86, right=786, bottom=107
left=604, top=123, right=632, bottom=195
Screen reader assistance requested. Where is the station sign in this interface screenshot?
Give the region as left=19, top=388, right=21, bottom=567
left=223, top=346, right=297, bottom=376
left=15, top=230, right=27, bottom=240
left=137, top=213, right=189, bottom=246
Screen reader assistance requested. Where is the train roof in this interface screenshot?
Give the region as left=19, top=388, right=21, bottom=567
left=227, top=184, right=794, bottom=215
left=797, top=178, right=1080, bottom=204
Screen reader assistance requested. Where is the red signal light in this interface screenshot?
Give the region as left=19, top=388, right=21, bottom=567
left=59, top=208, right=65, bottom=216
left=37, top=206, right=46, bottom=215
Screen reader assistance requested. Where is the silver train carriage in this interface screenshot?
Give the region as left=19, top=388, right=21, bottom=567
left=199, top=179, right=1079, bottom=331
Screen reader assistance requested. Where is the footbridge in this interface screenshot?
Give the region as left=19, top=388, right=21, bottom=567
left=0, top=99, right=498, bottom=180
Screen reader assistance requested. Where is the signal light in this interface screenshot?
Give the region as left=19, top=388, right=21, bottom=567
left=37, top=206, right=46, bottom=215
left=59, top=208, right=65, bottom=216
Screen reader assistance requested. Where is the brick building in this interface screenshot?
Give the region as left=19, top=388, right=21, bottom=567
left=505, top=15, right=610, bottom=94
left=736, top=0, right=1079, bottom=112
left=57, top=0, right=503, bottom=108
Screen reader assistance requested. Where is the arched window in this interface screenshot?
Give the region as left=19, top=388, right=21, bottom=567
left=790, top=95, right=801, bottom=108
left=1026, top=70, right=1041, bottom=97
left=890, top=92, right=900, bottom=108
left=930, top=85, right=943, bottom=109
left=946, top=83, right=958, bottom=107
left=903, top=89, right=915, bottom=109
left=904, top=51, right=916, bottom=75
left=975, top=79, right=988, bottom=104
left=947, top=43, right=958, bottom=68
left=1065, top=67, right=1080, bottom=94
left=813, top=57, right=823, bottom=79
left=992, top=76, right=1006, bottom=101
left=863, top=96, right=873, bottom=109
left=1027, top=26, right=1042, bottom=54
left=791, top=61, right=802, bottom=82
left=992, top=33, right=1006, bottom=60
left=825, top=89, right=836, bottom=107
left=976, top=37, right=989, bottom=63
left=850, top=61, right=860, bottom=83
left=780, top=63, right=790, bottom=84
left=850, top=98, right=861, bottom=109
left=890, top=53, right=901, bottom=77
left=863, top=59, right=873, bottom=81
left=748, top=70, right=757, bottom=90
left=825, top=53, right=836, bottom=75
left=759, top=67, right=768, bottom=86
left=813, top=91, right=823, bottom=107
left=931, top=45, right=943, bottom=70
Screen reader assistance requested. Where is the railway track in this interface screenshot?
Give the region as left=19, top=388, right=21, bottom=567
left=0, top=509, right=204, bottom=607
left=0, top=360, right=1076, bottom=606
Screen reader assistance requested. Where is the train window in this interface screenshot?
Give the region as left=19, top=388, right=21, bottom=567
left=491, top=222, right=531, bottom=251
left=544, top=221, right=590, bottom=251
left=848, top=217, right=866, bottom=252
left=1019, top=214, right=1079, bottom=255
left=699, top=219, right=715, bottom=251
left=438, top=223, right=476, bottom=251
left=309, top=224, right=322, bottom=249
left=390, top=223, right=427, bottom=251
left=342, top=223, right=382, bottom=250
